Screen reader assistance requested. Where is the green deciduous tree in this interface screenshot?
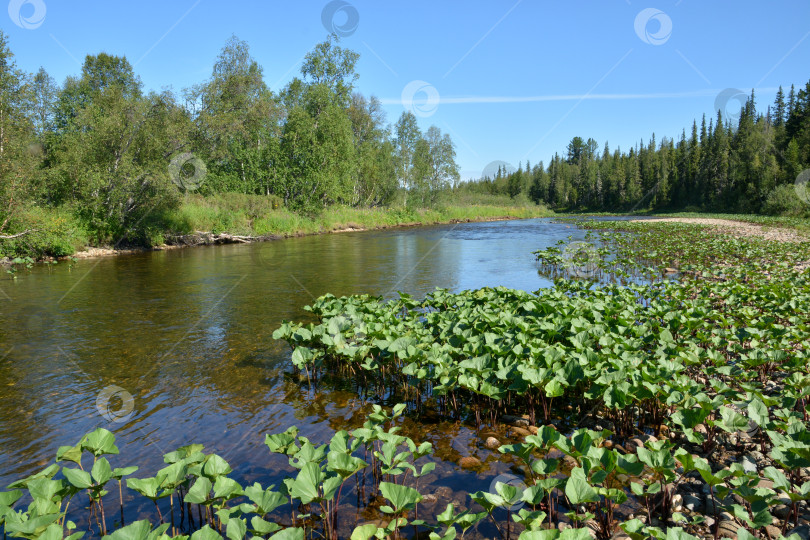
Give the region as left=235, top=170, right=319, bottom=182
left=186, top=36, right=281, bottom=195
left=31, top=67, right=58, bottom=136
left=0, top=31, right=38, bottom=238
left=48, top=54, right=188, bottom=243
left=348, top=93, right=397, bottom=206
left=409, top=126, right=460, bottom=207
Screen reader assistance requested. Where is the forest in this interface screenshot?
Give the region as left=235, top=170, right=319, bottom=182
left=0, top=32, right=464, bottom=255
left=476, top=83, right=810, bottom=216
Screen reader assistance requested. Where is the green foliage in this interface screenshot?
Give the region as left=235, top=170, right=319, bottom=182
left=0, top=31, right=470, bottom=257
left=269, top=220, right=810, bottom=538
left=47, top=53, right=186, bottom=244
left=0, top=206, right=87, bottom=258
left=477, top=83, right=810, bottom=215
left=762, top=184, right=809, bottom=217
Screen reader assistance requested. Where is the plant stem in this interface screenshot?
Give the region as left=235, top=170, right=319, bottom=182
left=118, top=480, right=125, bottom=527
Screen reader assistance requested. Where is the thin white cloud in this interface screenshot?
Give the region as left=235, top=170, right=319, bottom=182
left=378, top=88, right=779, bottom=106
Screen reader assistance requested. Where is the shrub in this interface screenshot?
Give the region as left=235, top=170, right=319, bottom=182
left=0, top=205, right=87, bottom=258
left=762, top=184, right=809, bottom=217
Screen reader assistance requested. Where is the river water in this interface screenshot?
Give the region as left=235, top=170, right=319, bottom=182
left=0, top=217, right=623, bottom=528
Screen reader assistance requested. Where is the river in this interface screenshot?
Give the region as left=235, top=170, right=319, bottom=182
left=0, top=217, right=622, bottom=527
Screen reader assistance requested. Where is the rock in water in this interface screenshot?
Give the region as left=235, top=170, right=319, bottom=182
left=459, top=456, right=482, bottom=470
left=502, top=414, right=530, bottom=427
left=485, top=437, right=500, bottom=450
left=510, top=426, right=531, bottom=437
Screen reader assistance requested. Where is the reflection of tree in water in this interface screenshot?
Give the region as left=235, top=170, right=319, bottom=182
left=0, top=348, right=41, bottom=479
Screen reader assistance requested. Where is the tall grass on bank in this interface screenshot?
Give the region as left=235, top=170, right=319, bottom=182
left=1, top=193, right=550, bottom=258
left=169, top=193, right=551, bottom=239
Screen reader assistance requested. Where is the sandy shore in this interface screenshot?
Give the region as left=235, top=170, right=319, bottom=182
left=630, top=217, right=809, bottom=243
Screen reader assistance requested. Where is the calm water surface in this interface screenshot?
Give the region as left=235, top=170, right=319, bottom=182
left=0, top=217, right=628, bottom=528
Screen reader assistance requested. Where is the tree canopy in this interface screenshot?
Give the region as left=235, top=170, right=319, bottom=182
left=0, top=31, right=461, bottom=249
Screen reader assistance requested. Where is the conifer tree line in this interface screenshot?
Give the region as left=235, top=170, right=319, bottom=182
left=474, top=83, right=810, bottom=216
left=0, top=32, right=460, bottom=246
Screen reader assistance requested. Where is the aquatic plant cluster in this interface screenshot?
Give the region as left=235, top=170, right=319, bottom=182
left=3, top=220, right=810, bottom=540
left=271, top=221, right=810, bottom=538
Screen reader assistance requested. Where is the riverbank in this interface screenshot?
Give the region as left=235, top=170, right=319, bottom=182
left=556, top=211, right=810, bottom=239
left=629, top=216, right=810, bottom=243
left=3, top=201, right=551, bottom=262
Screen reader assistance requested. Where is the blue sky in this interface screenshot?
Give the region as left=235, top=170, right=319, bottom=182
left=4, top=0, right=810, bottom=180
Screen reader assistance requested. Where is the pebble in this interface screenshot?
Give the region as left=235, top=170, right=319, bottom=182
left=484, top=437, right=500, bottom=450
left=765, top=526, right=782, bottom=539
left=511, top=426, right=532, bottom=437
left=459, top=456, right=482, bottom=469
left=502, top=415, right=530, bottom=427
left=626, top=438, right=645, bottom=453
left=788, top=525, right=810, bottom=540
left=749, top=451, right=765, bottom=463
left=758, top=478, right=775, bottom=490
left=435, top=486, right=452, bottom=499
left=742, top=455, right=757, bottom=474
left=727, top=433, right=739, bottom=445
left=584, top=519, right=599, bottom=539
left=717, top=520, right=739, bottom=539
left=720, top=512, right=735, bottom=522
left=773, top=504, right=791, bottom=520
left=682, top=494, right=702, bottom=512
